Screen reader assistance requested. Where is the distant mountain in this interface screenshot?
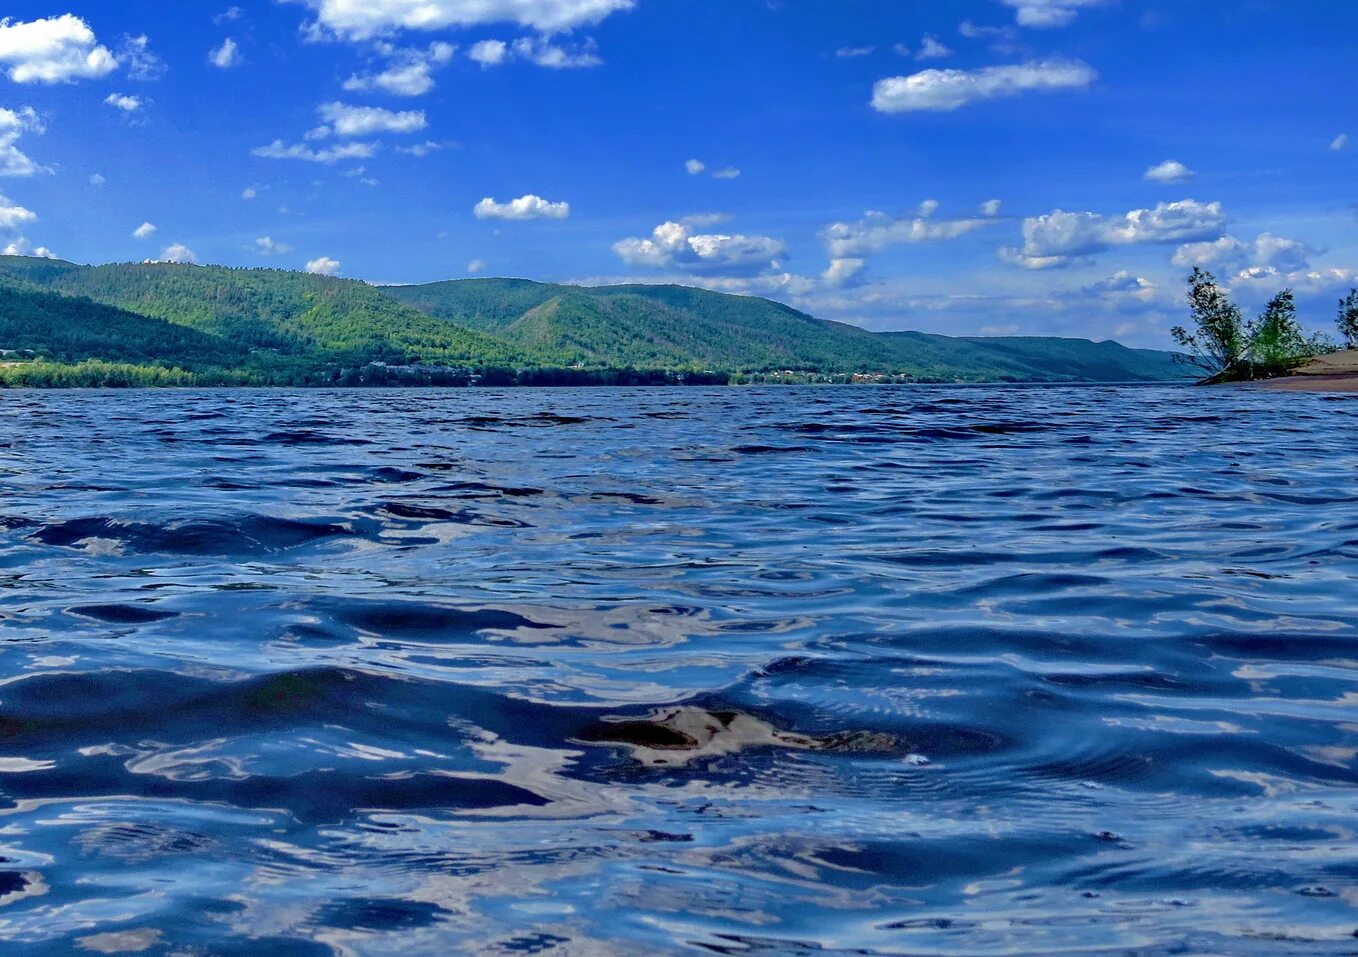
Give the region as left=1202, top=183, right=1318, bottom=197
left=385, top=278, right=1190, bottom=382
left=0, top=256, right=1191, bottom=386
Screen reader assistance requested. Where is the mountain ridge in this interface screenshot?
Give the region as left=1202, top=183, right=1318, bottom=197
left=0, top=257, right=1192, bottom=386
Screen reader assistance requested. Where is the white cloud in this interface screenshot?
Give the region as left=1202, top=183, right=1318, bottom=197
left=822, top=257, right=866, bottom=287
left=917, top=198, right=940, bottom=217
left=156, top=243, right=197, bottom=264
left=685, top=158, right=705, bottom=175
left=916, top=35, right=952, bottom=60
left=311, top=102, right=426, bottom=138
left=255, top=236, right=292, bottom=255
left=712, top=166, right=741, bottom=180
left=0, top=15, right=118, bottom=84
left=465, top=36, right=600, bottom=68
left=468, top=39, right=509, bottom=66
left=467, top=258, right=486, bottom=274
left=1082, top=270, right=1158, bottom=304
left=120, top=34, right=163, bottom=80
left=216, top=7, right=245, bottom=23
left=473, top=193, right=570, bottom=220
left=1000, top=0, right=1105, bottom=29
left=0, top=106, right=47, bottom=178
left=980, top=198, right=1002, bottom=216
left=0, top=192, right=37, bottom=229
left=1330, top=133, right=1348, bottom=152
left=1172, top=232, right=1311, bottom=274
left=131, top=221, right=156, bottom=239
left=958, top=20, right=1018, bottom=40
left=512, top=36, right=600, bottom=67
left=89, top=172, right=105, bottom=187
left=822, top=208, right=996, bottom=259
left=104, top=93, right=141, bottom=113
left=305, top=255, right=342, bottom=276
left=1233, top=266, right=1358, bottom=293
left=614, top=219, right=787, bottom=276
left=210, top=37, right=242, bottom=68
left=396, top=139, right=456, bottom=156
left=2, top=237, right=54, bottom=258
left=872, top=59, right=1096, bottom=112
left=1001, top=199, right=1227, bottom=268
left=294, top=0, right=634, bottom=40
left=252, top=139, right=377, bottom=163
left=241, top=185, right=258, bottom=199
left=1144, top=159, right=1193, bottom=183
left=344, top=42, right=454, bottom=95
left=835, top=46, right=874, bottom=58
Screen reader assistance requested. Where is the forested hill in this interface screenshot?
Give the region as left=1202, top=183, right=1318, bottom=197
left=0, top=256, right=1191, bottom=386
left=384, top=278, right=1191, bottom=382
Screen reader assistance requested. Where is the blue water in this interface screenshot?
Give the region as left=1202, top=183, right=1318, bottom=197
left=1, top=385, right=1356, bottom=955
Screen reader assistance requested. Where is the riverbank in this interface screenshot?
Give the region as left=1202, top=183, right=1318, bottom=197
left=1250, top=349, right=1358, bottom=392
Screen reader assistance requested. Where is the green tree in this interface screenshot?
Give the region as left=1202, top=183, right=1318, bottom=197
left=1338, top=288, right=1358, bottom=348
left=1248, top=289, right=1308, bottom=373
left=1171, top=267, right=1247, bottom=377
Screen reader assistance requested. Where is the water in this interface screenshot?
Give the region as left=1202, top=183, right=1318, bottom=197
left=0, top=385, right=1356, bottom=956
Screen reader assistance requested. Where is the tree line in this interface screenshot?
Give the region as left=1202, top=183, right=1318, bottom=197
left=1172, top=268, right=1358, bottom=381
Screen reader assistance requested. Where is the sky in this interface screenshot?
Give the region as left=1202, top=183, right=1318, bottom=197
left=0, top=0, right=1355, bottom=348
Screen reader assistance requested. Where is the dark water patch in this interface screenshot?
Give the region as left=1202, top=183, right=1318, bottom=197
left=30, top=514, right=354, bottom=556
left=68, top=603, right=179, bottom=624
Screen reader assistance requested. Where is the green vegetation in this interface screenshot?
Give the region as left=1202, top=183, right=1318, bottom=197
left=1338, top=289, right=1358, bottom=348
left=0, top=255, right=1192, bottom=388
left=387, top=278, right=1191, bottom=382
left=1172, top=268, right=1334, bottom=382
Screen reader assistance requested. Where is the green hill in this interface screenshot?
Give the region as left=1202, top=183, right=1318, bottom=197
left=0, top=258, right=528, bottom=371
left=385, top=278, right=1189, bottom=382
left=0, top=256, right=1190, bottom=386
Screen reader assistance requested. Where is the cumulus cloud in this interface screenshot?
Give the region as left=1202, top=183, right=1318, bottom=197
left=0, top=192, right=37, bottom=229
left=822, top=207, right=996, bottom=259
left=916, top=35, right=952, bottom=60
left=1331, top=133, right=1348, bottom=152
left=872, top=59, right=1096, bottom=112
left=1000, top=199, right=1227, bottom=269
left=306, top=255, right=342, bottom=276
left=1144, top=159, right=1193, bottom=183
left=0, top=15, right=118, bottom=84
left=1081, top=270, right=1159, bottom=304
left=156, top=243, right=197, bottom=264
left=1233, top=265, right=1358, bottom=293
left=2, top=236, right=55, bottom=258
left=255, top=236, right=292, bottom=255
left=210, top=37, right=242, bottom=68
left=344, top=42, right=454, bottom=95
left=712, top=166, right=741, bottom=179
left=252, top=139, right=377, bottom=163
left=0, top=106, right=47, bottom=178
left=1172, top=232, right=1311, bottom=274
left=614, top=219, right=788, bottom=277
left=120, top=34, right=163, bottom=80
left=1000, top=0, right=1105, bottom=28
left=104, top=92, right=142, bottom=112
left=396, top=139, right=456, bottom=156
left=89, top=173, right=105, bottom=187
left=980, top=198, right=1003, bottom=217
left=467, top=258, right=486, bottom=274
left=311, top=102, right=426, bottom=138
left=468, top=39, right=509, bottom=66
left=294, top=0, right=635, bottom=40
left=473, top=193, right=570, bottom=220
left=131, top=221, right=156, bottom=239
left=685, top=158, right=705, bottom=175
left=464, top=36, right=600, bottom=68
left=822, top=257, right=866, bottom=287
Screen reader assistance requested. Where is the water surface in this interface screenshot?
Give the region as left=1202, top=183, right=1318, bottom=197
left=1, top=385, right=1356, bottom=955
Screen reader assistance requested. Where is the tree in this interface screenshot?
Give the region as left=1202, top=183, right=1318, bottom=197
left=1171, top=267, right=1247, bottom=377
left=1248, top=289, right=1308, bottom=373
left=1339, top=289, right=1358, bottom=348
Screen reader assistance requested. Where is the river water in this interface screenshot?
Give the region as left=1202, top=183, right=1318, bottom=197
left=0, top=385, right=1355, bottom=955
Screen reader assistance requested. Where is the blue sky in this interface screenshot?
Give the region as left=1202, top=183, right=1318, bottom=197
left=0, top=0, right=1354, bottom=347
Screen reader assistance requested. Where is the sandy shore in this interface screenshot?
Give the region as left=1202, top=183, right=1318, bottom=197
left=1251, top=349, right=1358, bottom=392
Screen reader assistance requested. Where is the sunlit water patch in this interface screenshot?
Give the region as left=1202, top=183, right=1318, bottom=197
left=0, top=385, right=1356, bottom=955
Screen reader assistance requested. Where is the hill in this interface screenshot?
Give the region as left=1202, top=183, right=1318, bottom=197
left=0, top=256, right=1191, bottom=386
left=385, top=278, right=1190, bottom=382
